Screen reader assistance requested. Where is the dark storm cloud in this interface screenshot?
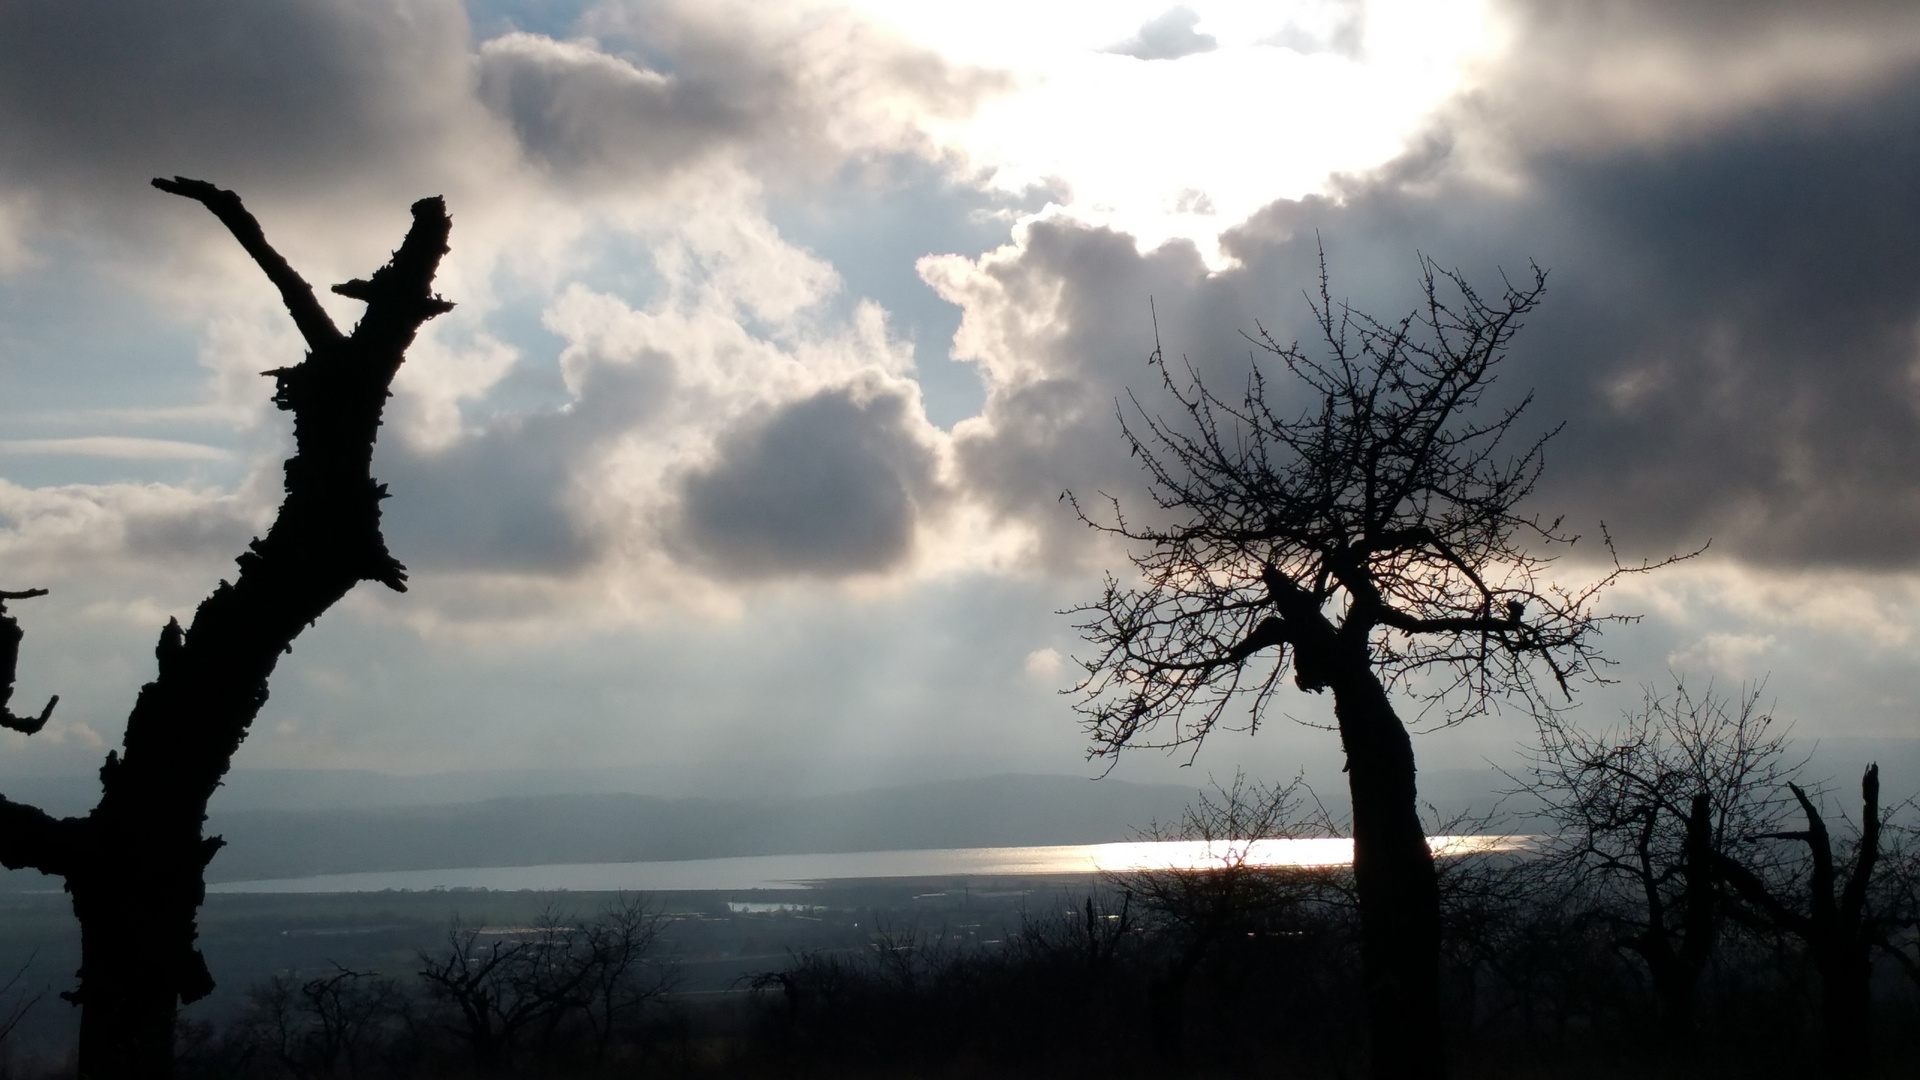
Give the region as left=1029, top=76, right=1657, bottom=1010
left=0, top=0, right=473, bottom=204
left=1104, top=8, right=1218, bottom=62
left=1511, top=77, right=1920, bottom=567
left=1469, top=0, right=1920, bottom=153
left=377, top=357, right=671, bottom=574
left=476, top=32, right=771, bottom=181
left=674, top=386, right=942, bottom=579
left=942, top=223, right=1289, bottom=562
left=1276, top=64, right=1920, bottom=570
left=950, top=11, right=1920, bottom=571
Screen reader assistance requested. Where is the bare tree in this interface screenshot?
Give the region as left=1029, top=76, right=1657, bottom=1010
left=577, top=895, right=675, bottom=1063
left=417, top=901, right=674, bottom=1073
left=1524, top=682, right=1799, bottom=1052
left=416, top=922, right=558, bottom=1074
left=0, top=178, right=453, bottom=1078
left=1068, top=257, right=1675, bottom=1079
left=245, top=966, right=408, bottom=1080
left=1118, top=773, right=1339, bottom=1057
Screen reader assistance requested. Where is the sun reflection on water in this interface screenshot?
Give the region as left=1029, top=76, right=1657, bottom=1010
left=1083, top=835, right=1532, bottom=874
left=210, top=836, right=1539, bottom=894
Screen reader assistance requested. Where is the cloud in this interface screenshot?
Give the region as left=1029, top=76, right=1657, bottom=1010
left=0, top=0, right=487, bottom=224
left=477, top=33, right=723, bottom=181
left=0, top=477, right=271, bottom=581
left=0, top=438, right=230, bottom=462
left=370, top=184, right=948, bottom=595
left=0, top=0, right=1014, bottom=607
left=1469, top=0, right=1920, bottom=156
left=1259, top=1, right=1363, bottom=58
left=1024, top=646, right=1063, bottom=679
left=376, top=376, right=639, bottom=576
left=921, top=219, right=1297, bottom=566
left=477, top=8, right=1004, bottom=188
left=673, top=384, right=945, bottom=579
left=1667, top=633, right=1777, bottom=681
left=923, top=9, right=1920, bottom=573
left=1104, top=7, right=1219, bottom=62
left=5, top=0, right=1920, bottom=783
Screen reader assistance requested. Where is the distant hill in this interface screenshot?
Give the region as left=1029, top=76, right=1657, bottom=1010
left=2, top=736, right=1912, bottom=890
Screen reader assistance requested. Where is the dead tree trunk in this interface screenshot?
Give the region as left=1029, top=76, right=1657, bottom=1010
left=1629, top=793, right=1719, bottom=1053
left=1718, top=765, right=1883, bottom=1080
left=0, top=178, right=452, bottom=1080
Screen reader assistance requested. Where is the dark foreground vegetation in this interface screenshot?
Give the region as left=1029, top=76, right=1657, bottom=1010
left=16, top=867, right=1916, bottom=1080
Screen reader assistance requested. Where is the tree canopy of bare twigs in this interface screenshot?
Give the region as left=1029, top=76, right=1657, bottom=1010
left=1068, top=258, right=1673, bottom=758
left=1521, top=681, right=1801, bottom=1046
left=1528, top=681, right=1803, bottom=890
left=1122, top=772, right=1340, bottom=935
left=1117, top=773, right=1343, bottom=1056
left=417, top=897, right=672, bottom=1074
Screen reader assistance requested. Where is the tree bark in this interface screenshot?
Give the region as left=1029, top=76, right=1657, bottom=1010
left=1627, top=793, right=1717, bottom=1055
left=1332, top=669, right=1443, bottom=1080
left=1269, top=572, right=1444, bottom=1079
left=0, top=179, right=451, bottom=1079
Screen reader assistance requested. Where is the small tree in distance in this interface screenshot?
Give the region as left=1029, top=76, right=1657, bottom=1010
left=1118, top=772, right=1341, bottom=1058
left=1067, top=256, right=1683, bottom=1079
left=1523, top=682, right=1801, bottom=1053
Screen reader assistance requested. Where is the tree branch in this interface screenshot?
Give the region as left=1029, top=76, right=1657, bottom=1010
left=0, top=796, right=79, bottom=878
left=0, top=589, right=57, bottom=734
left=1373, top=603, right=1523, bottom=637
left=1714, top=849, right=1811, bottom=939
left=1226, top=616, right=1289, bottom=666
left=151, top=177, right=344, bottom=353
left=1839, top=763, right=1880, bottom=929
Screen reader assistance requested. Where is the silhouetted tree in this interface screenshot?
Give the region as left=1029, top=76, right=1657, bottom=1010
left=576, top=895, right=675, bottom=1063
left=1716, top=765, right=1889, bottom=1080
left=1068, top=258, right=1674, bottom=1079
left=0, top=178, right=453, bottom=1079
left=417, top=900, right=672, bottom=1073
left=244, top=966, right=408, bottom=1080
left=416, top=922, right=556, bottom=1074
left=1525, top=683, right=1799, bottom=1054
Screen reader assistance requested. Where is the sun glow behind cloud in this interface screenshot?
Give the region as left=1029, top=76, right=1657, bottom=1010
left=4, top=0, right=1918, bottom=786
left=837, top=0, right=1502, bottom=263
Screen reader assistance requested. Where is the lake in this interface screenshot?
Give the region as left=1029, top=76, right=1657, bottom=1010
left=208, top=835, right=1528, bottom=893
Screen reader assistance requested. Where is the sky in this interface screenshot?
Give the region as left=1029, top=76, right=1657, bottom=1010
left=1, top=0, right=1918, bottom=800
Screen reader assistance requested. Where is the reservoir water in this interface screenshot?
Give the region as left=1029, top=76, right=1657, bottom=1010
left=209, top=835, right=1528, bottom=894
